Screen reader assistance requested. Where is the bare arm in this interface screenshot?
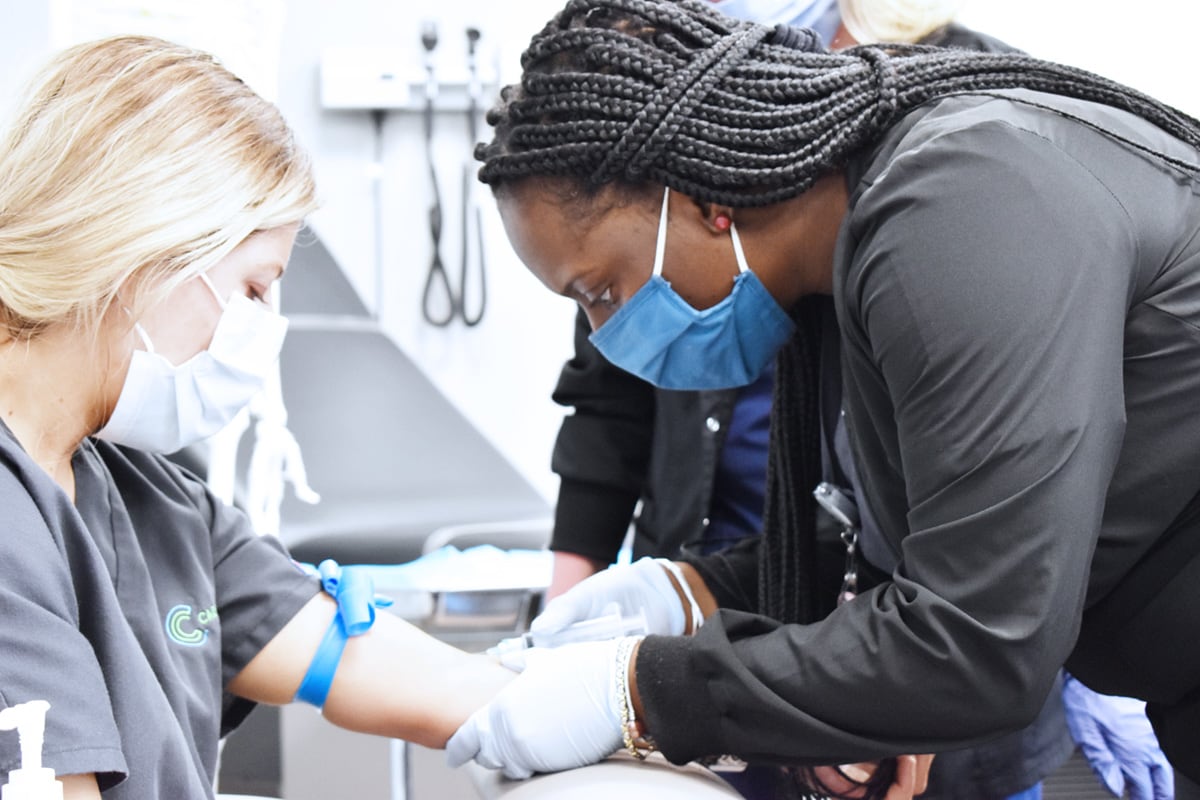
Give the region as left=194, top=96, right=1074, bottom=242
left=61, top=773, right=101, bottom=800
left=227, top=593, right=514, bottom=748
left=677, top=561, right=719, bottom=621
left=546, top=551, right=604, bottom=601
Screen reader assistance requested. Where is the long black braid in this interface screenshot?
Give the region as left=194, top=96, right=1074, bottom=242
left=476, top=1, right=1200, bottom=796
left=759, top=296, right=826, bottom=626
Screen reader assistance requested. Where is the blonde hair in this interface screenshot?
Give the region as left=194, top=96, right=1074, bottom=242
left=838, top=0, right=966, bottom=43
left=0, top=35, right=318, bottom=339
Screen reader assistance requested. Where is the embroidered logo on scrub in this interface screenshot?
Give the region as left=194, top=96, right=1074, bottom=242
left=165, top=603, right=218, bottom=647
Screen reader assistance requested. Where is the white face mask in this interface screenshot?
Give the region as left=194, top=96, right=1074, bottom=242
left=95, top=273, right=288, bottom=454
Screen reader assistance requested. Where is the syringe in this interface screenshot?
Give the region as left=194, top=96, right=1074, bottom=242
left=488, top=604, right=648, bottom=658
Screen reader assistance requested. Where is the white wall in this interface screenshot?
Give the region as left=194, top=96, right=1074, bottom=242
left=3, top=1, right=1197, bottom=505
left=956, top=0, right=1199, bottom=117
left=271, top=0, right=576, bottom=503
left=0, top=6, right=51, bottom=120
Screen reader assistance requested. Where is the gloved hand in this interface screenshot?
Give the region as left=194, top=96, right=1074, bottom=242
left=446, top=638, right=629, bottom=779
left=532, top=557, right=686, bottom=638
left=1062, top=675, right=1174, bottom=800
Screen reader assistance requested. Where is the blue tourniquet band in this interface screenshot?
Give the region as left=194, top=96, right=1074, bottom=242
left=295, top=613, right=349, bottom=708
left=295, top=559, right=393, bottom=709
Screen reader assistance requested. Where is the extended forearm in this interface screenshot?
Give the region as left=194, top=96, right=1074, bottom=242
left=230, top=593, right=514, bottom=748
left=321, top=611, right=514, bottom=748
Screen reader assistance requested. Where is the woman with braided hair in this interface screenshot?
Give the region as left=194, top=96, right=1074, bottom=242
left=446, top=0, right=1200, bottom=796
left=540, top=3, right=1096, bottom=800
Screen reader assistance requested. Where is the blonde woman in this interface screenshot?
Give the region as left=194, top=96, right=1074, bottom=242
left=0, top=36, right=511, bottom=798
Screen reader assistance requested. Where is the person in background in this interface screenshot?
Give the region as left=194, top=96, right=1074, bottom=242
left=0, top=35, right=515, bottom=799
left=447, top=0, right=1200, bottom=797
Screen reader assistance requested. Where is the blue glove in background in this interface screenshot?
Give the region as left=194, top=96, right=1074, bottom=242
left=1061, top=674, right=1173, bottom=800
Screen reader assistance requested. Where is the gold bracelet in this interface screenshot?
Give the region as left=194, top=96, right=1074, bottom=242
left=613, top=636, right=655, bottom=760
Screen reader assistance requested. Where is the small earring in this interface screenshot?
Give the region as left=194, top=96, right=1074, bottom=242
left=714, top=214, right=732, bottom=231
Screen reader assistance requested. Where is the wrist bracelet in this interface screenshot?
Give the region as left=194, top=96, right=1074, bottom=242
left=614, top=636, right=655, bottom=760
left=657, top=559, right=704, bottom=635
left=295, top=560, right=392, bottom=710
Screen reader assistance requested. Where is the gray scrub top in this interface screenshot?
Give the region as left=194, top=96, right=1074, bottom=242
left=638, top=88, right=1200, bottom=765
left=0, top=422, right=319, bottom=796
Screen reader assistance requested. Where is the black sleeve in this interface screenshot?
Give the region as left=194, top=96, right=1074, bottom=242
left=635, top=118, right=1134, bottom=766
left=679, top=536, right=761, bottom=613
left=549, top=307, right=656, bottom=563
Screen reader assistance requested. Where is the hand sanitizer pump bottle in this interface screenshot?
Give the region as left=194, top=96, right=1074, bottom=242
left=0, top=701, right=63, bottom=800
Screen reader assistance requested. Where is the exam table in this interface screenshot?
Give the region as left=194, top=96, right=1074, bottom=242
left=463, top=753, right=742, bottom=799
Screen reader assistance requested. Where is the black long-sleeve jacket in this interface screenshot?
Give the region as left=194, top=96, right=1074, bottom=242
left=550, top=306, right=740, bottom=563
left=636, top=89, right=1200, bottom=775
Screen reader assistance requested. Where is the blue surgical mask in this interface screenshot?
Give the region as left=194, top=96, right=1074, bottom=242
left=589, top=187, right=795, bottom=390
left=711, top=0, right=841, bottom=44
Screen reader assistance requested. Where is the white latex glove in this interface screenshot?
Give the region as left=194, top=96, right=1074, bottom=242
left=533, top=557, right=685, bottom=638
left=446, top=638, right=629, bottom=779
left=1062, top=675, right=1174, bottom=800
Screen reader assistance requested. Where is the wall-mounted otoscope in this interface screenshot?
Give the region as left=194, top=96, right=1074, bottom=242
left=419, top=20, right=453, bottom=327
left=420, top=22, right=488, bottom=327
left=459, top=25, right=487, bottom=327
left=318, top=22, right=496, bottom=328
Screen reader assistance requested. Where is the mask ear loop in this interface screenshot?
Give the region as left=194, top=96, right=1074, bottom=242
left=197, top=272, right=228, bottom=310
left=728, top=219, right=751, bottom=275
left=122, top=271, right=226, bottom=356
left=652, top=186, right=671, bottom=278
left=119, top=304, right=157, bottom=355
left=656, top=186, right=750, bottom=280
left=131, top=323, right=155, bottom=354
